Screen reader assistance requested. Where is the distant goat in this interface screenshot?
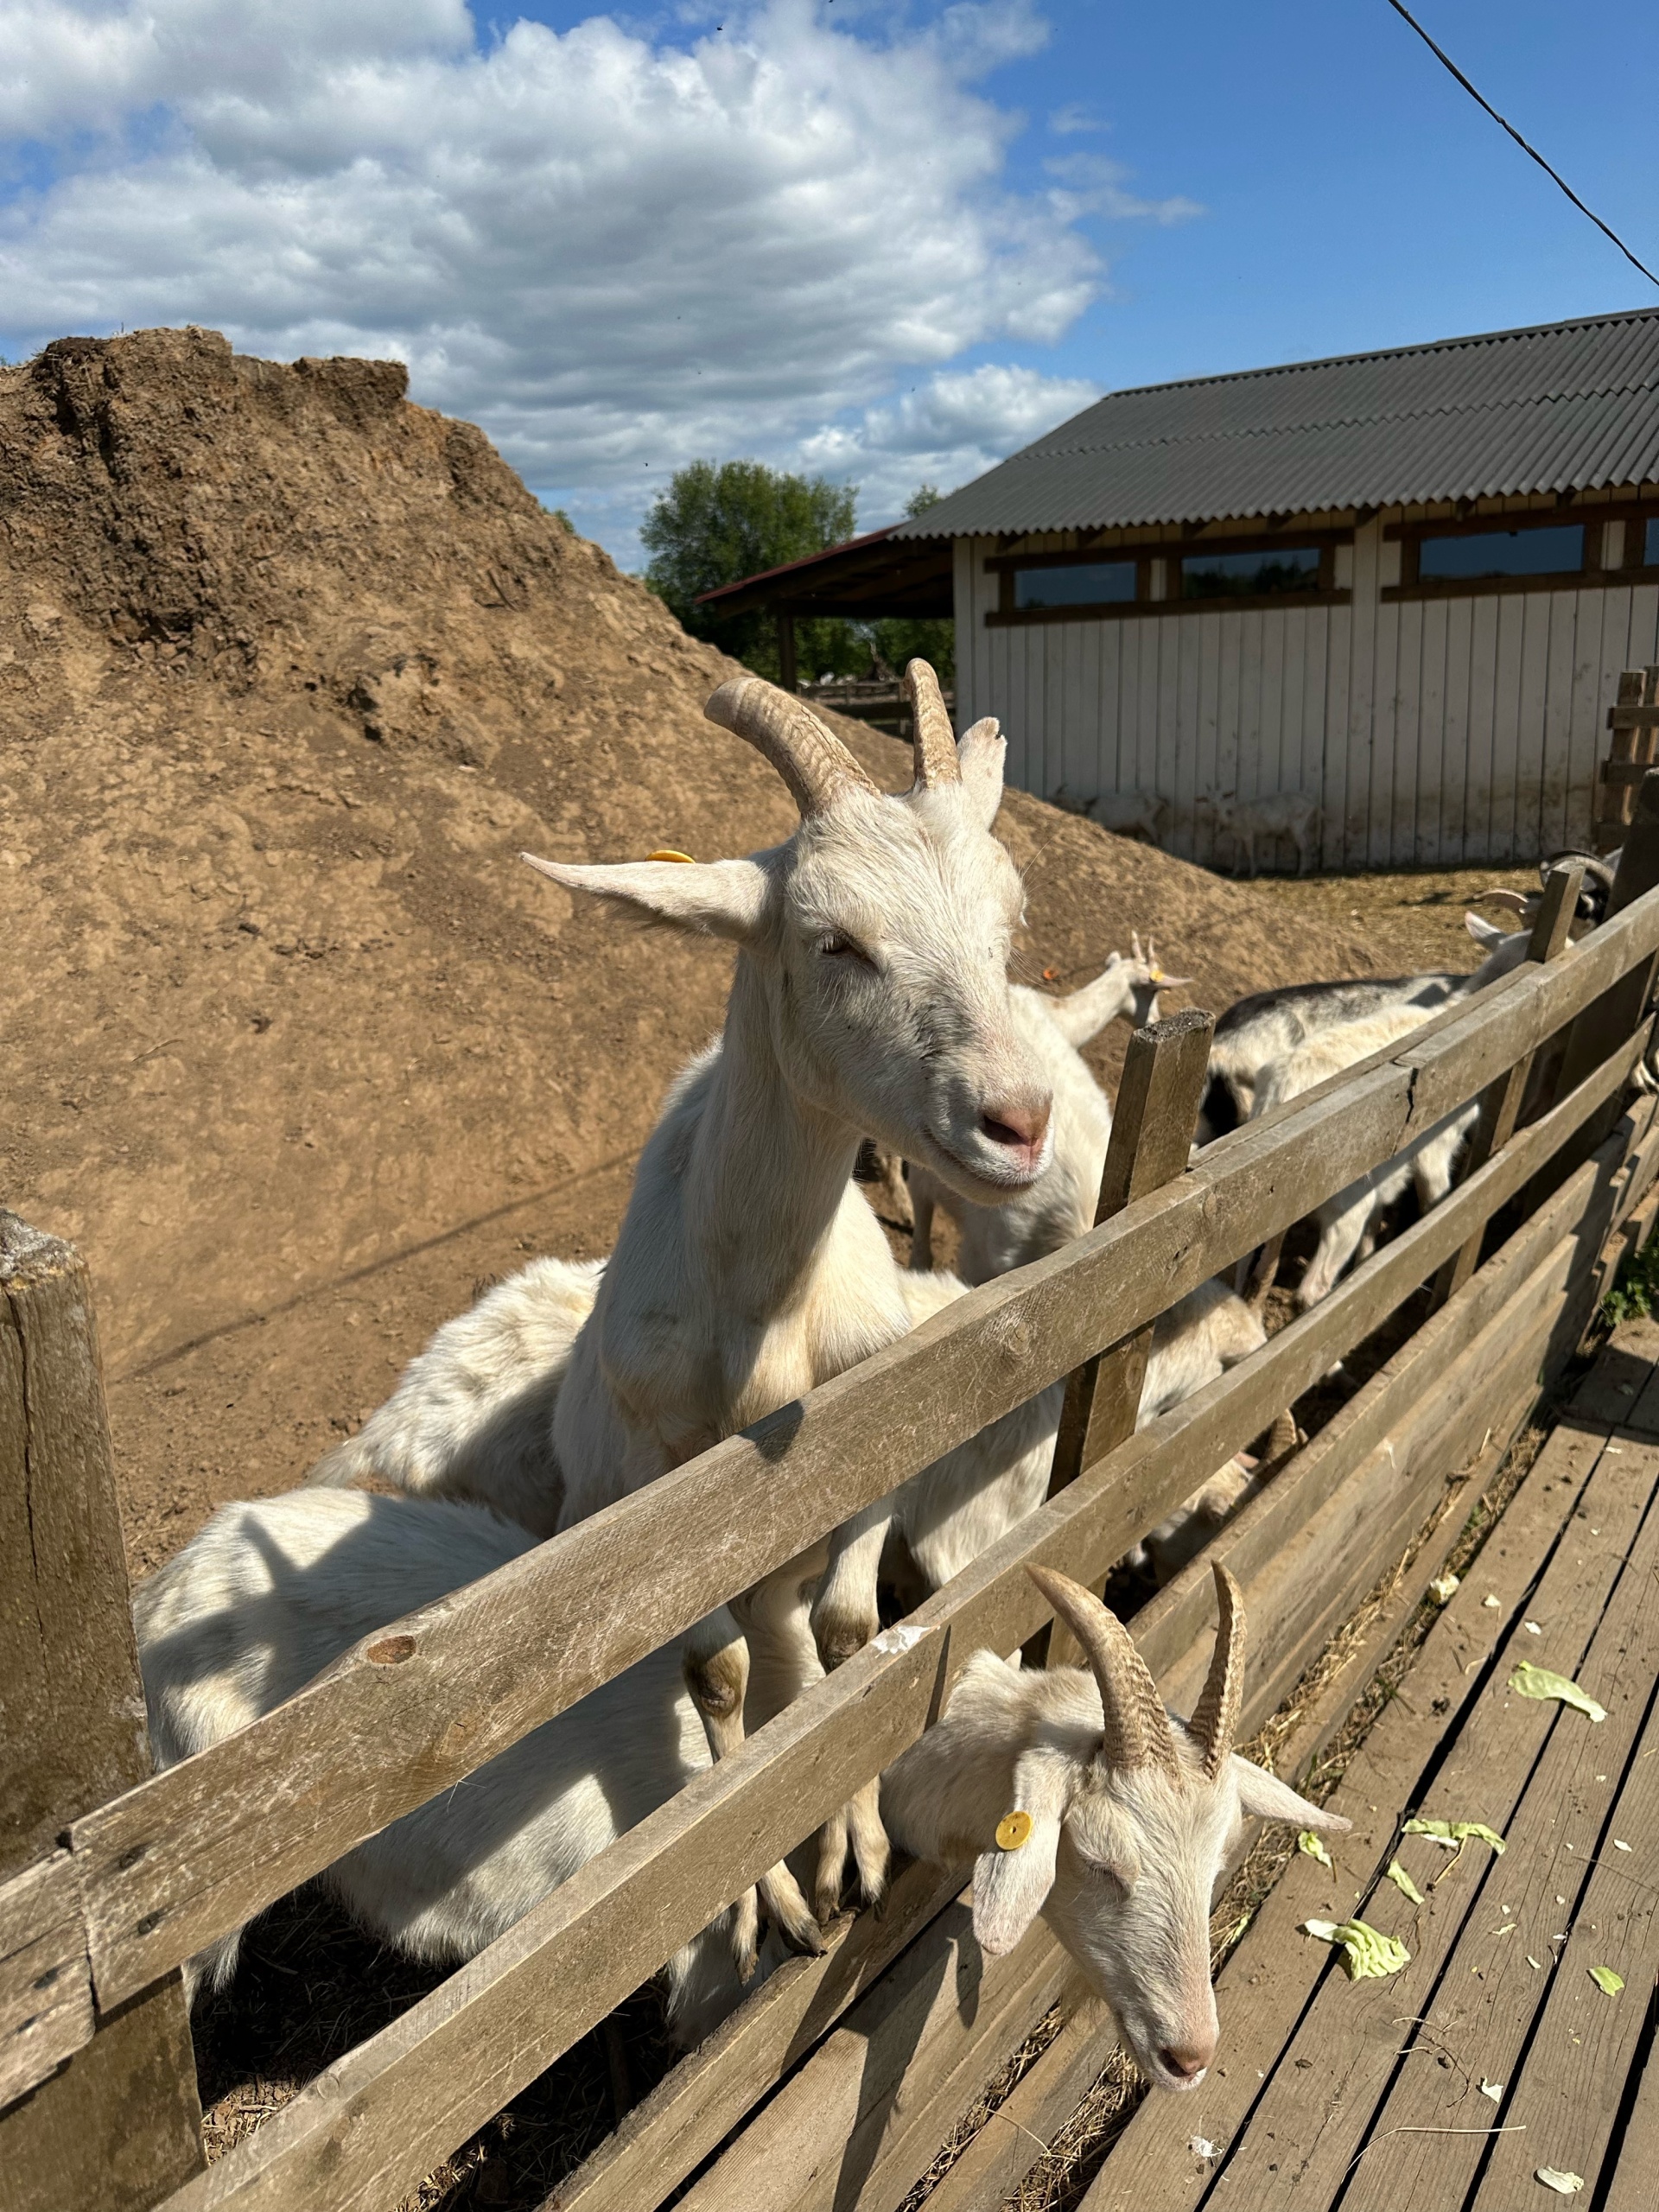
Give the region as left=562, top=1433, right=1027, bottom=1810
left=1195, top=912, right=1534, bottom=1145
left=1249, top=996, right=1484, bottom=1307
left=1091, top=791, right=1171, bottom=844
left=1203, top=790, right=1321, bottom=877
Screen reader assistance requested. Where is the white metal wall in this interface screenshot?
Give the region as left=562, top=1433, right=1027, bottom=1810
left=954, top=520, right=1659, bottom=869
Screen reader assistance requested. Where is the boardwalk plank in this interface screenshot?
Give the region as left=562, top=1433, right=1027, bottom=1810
left=1465, top=1647, right=1659, bottom=2206
left=1205, top=1438, right=1659, bottom=2212
left=1081, top=1359, right=1643, bottom=2212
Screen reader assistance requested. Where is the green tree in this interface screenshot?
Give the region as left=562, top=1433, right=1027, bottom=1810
left=869, top=482, right=955, bottom=688
left=641, top=459, right=862, bottom=683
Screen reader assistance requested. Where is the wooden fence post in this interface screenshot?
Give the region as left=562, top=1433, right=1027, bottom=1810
left=0, top=1213, right=204, bottom=2210
left=1430, top=861, right=1584, bottom=1309
left=1595, top=664, right=1659, bottom=849
left=1535, top=772, right=1659, bottom=1193
left=1043, top=1010, right=1213, bottom=1665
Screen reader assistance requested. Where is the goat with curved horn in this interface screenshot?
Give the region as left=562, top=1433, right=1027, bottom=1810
left=1027, top=1563, right=1179, bottom=1773
left=1186, top=1562, right=1245, bottom=1777
left=704, top=674, right=877, bottom=817
left=905, top=658, right=962, bottom=789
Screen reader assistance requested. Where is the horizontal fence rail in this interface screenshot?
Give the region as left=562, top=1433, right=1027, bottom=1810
left=61, top=878, right=1659, bottom=2018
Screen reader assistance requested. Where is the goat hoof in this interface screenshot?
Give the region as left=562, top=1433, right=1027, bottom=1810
left=813, top=1614, right=876, bottom=1671
left=761, top=1863, right=824, bottom=1955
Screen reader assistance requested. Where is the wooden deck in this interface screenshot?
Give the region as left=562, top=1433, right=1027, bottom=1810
left=1083, top=1318, right=1659, bottom=2212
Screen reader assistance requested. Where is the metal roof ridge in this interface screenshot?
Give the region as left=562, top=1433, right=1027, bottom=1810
left=1012, top=375, right=1659, bottom=463
left=1089, top=307, right=1659, bottom=405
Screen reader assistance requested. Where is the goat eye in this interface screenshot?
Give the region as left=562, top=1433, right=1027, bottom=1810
left=818, top=934, right=871, bottom=965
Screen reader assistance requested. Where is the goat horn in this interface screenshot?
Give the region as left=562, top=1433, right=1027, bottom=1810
left=1476, top=888, right=1531, bottom=914
left=1187, top=1562, right=1246, bottom=1780
left=1026, top=1565, right=1179, bottom=1774
left=904, top=659, right=961, bottom=788
left=704, top=677, right=878, bottom=817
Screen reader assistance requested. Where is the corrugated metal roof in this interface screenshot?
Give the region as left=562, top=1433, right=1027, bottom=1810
left=891, top=311, right=1659, bottom=537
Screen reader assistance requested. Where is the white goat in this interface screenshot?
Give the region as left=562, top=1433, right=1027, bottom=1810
left=309, top=1257, right=605, bottom=1529
left=1196, top=911, right=1533, bottom=1144
left=908, top=937, right=1181, bottom=1281
left=138, top=1494, right=1343, bottom=2091
left=883, top=1562, right=1346, bottom=2091
left=315, top=663, right=1058, bottom=1967
left=1091, top=791, right=1170, bottom=844
left=1203, top=790, right=1321, bottom=877
left=137, top=1489, right=758, bottom=2046
left=1250, top=997, right=1482, bottom=1307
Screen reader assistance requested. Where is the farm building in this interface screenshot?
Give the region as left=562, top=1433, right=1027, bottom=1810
left=707, top=310, right=1659, bottom=871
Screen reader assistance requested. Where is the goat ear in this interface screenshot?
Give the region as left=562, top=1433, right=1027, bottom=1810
left=1464, top=910, right=1508, bottom=950
left=957, top=719, right=1005, bottom=828
left=1230, top=1755, right=1351, bottom=1834
left=971, top=1751, right=1068, bottom=1956
left=522, top=854, right=770, bottom=944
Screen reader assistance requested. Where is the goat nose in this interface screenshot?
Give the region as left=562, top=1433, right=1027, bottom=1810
left=1159, top=2042, right=1213, bottom=2083
left=980, top=1096, right=1052, bottom=1155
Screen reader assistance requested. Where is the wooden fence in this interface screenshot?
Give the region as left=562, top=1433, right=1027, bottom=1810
left=11, top=778, right=1659, bottom=2212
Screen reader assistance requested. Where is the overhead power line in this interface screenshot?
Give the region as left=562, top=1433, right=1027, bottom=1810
left=1384, top=0, right=1659, bottom=290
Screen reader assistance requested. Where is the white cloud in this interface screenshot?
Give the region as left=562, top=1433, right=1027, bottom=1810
left=1044, top=151, right=1203, bottom=227
left=1047, top=101, right=1102, bottom=136
left=799, top=361, right=1099, bottom=521
left=0, top=3, right=1195, bottom=559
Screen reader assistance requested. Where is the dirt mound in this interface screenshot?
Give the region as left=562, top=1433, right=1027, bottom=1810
left=1, top=326, right=1394, bottom=1568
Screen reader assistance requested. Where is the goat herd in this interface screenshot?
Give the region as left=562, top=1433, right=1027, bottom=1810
left=137, top=664, right=1607, bottom=2106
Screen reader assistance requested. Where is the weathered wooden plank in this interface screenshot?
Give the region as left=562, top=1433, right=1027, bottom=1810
left=1050, top=1010, right=1215, bottom=1497
left=676, top=1906, right=1075, bottom=2212
left=81, top=1004, right=1655, bottom=2012
left=1548, top=770, right=1659, bottom=1166
left=0, top=1214, right=204, bottom=2198
left=1433, top=860, right=1583, bottom=1306
left=0, top=1216, right=151, bottom=1867
left=1463, top=1660, right=1659, bottom=2209
left=543, top=1858, right=963, bottom=2212
left=915, top=1998, right=1117, bottom=2212
left=0, top=1852, right=93, bottom=2108
left=1084, top=1367, right=1643, bottom=2212
left=1204, top=1437, right=1659, bottom=2212
left=1158, top=1253, right=1568, bottom=1731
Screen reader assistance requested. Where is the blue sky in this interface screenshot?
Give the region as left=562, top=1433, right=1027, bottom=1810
left=3, top=2, right=1656, bottom=566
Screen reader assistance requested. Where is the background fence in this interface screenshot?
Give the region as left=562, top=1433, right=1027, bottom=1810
left=11, top=779, right=1659, bottom=2212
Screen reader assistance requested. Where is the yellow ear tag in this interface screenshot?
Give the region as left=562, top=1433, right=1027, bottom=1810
left=995, top=1809, right=1033, bottom=1852
left=646, top=848, right=696, bottom=863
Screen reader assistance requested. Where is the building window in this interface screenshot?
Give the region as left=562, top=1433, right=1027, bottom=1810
left=1644, top=518, right=1659, bottom=567
left=1417, top=523, right=1585, bottom=581
left=1013, top=560, right=1138, bottom=610
left=1180, top=546, right=1323, bottom=599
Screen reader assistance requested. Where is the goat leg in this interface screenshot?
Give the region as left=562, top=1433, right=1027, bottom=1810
left=683, top=1606, right=822, bottom=1976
